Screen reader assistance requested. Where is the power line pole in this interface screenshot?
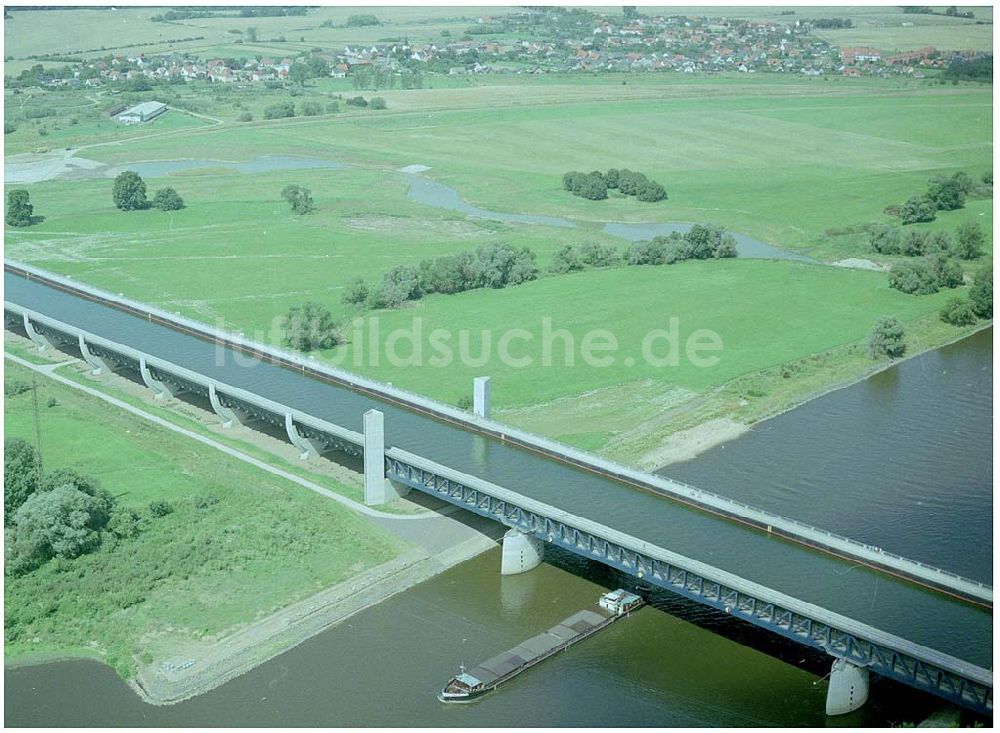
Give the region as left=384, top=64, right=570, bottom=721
left=31, top=376, right=43, bottom=481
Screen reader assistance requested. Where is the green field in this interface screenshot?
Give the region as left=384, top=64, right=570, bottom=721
left=4, top=71, right=992, bottom=461
left=3, top=359, right=404, bottom=676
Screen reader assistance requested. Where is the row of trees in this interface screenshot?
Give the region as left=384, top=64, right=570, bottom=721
left=888, top=255, right=965, bottom=295
left=869, top=221, right=985, bottom=260
left=344, top=242, right=540, bottom=311
left=894, top=171, right=988, bottom=224
left=112, top=171, right=184, bottom=211
left=562, top=168, right=667, bottom=203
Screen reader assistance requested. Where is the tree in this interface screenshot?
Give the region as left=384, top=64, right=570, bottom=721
left=112, top=171, right=147, bottom=211
left=575, top=172, right=607, bottom=200
left=930, top=255, right=964, bottom=289
left=368, top=265, right=421, bottom=309
left=10, top=485, right=111, bottom=571
left=370, top=96, right=387, bottom=110
left=289, top=62, right=309, bottom=85
left=282, top=301, right=340, bottom=350
left=281, top=184, right=315, bottom=214
left=342, top=277, right=369, bottom=305
left=901, top=229, right=930, bottom=257
left=300, top=101, right=323, bottom=116
left=955, top=222, right=985, bottom=260
left=869, top=224, right=902, bottom=255
left=473, top=242, right=537, bottom=288
left=579, top=242, right=620, bottom=267
left=867, top=317, right=906, bottom=359
left=927, top=230, right=952, bottom=253
left=245, top=26, right=258, bottom=42
left=549, top=245, right=584, bottom=273
left=939, top=297, right=978, bottom=326
left=605, top=168, right=620, bottom=189
left=888, top=259, right=939, bottom=295
left=263, top=101, right=295, bottom=119
left=152, top=187, right=184, bottom=211
left=636, top=180, right=667, bottom=202
left=5, top=189, right=33, bottom=227
left=969, top=263, right=992, bottom=318
left=899, top=195, right=936, bottom=224
left=562, top=171, right=586, bottom=191
left=926, top=176, right=966, bottom=211
left=4, top=438, right=41, bottom=526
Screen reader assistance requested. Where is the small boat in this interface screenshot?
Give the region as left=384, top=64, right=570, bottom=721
left=439, top=589, right=645, bottom=703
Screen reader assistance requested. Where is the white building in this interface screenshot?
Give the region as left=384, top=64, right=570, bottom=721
left=117, top=101, right=167, bottom=125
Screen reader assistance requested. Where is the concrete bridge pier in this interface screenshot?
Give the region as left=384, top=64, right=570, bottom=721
left=209, top=383, right=246, bottom=428
left=473, top=376, right=491, bottom=419
left=139, top=356, right=174, bottom=400
left=825, top=658, right=869, bottom=716
left=22, top=313, right=51, bottom=351
left=500, top=528, right=544, bottom=575
left=285, top=413, right=324, bottom=459
left=78, top=335, right=112, bottom=375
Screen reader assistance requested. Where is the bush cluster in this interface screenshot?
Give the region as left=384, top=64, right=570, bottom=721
left=893, top=171, right=986, bottom=224
left=346, top=242, right=539, bottom=310
left=940, top=263, right=992, bottom=326
left=562, top=168, right=667, bottom=203
left=628, top=225, right=737, bottom=265
left=888, top=255, right=964, bottom=295
left=263, top=101, right=295, bottom=119
left=870, top=221, right=984, bottom=260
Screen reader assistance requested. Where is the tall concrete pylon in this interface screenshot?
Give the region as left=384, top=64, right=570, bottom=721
left=473, top=376, right=491, bottom=419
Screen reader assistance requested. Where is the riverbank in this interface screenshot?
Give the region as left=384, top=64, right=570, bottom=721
left=634, top=316, right=993, bottom=471
left=131, top=532, right=498, bottom=706
left=3, top=347, right=502, bottom=698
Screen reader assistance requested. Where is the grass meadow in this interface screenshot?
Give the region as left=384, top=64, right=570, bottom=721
left=4, top=72, right=992, bottom=454
left=3, top=359, right=404, bottom=676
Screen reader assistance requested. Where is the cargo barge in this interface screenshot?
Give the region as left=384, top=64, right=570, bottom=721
left=439, top=589, right=645, bottom=703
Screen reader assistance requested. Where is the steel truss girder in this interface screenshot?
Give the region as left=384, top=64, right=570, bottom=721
left=384, top=456, right=992, bottom=716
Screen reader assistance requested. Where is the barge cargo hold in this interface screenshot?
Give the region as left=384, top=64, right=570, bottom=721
left=439, top=589, right=644, bottom=703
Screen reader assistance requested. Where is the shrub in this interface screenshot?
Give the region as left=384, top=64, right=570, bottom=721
left=549, top=245, right=584, bottom=273
left=575, top=172, right=607, bottom=200
left=107, top=507, right=141, bottom=539
left=899, top=195, right=936, bottom=224
left=969, top=263, right=992, bottom=318
left=901, top=229, right=930, bottom=257
left=11, top=485, right=111, bottom=568
left=283, top=301, right=340, bottom=350
left=281, top=184, right=315, bottom=214
left=563, top=171, right=586, bottom=191
left=636, top=180, right=667, bottom=202
left=370, top=96, right=387, bottom=110
left=578, top=242, right=620, bottom=267
left=604, top=168, right=620, bottom=189
left=326, top=101, right=340, bottom=114
left=888, top=259, right=939, bottom=295
left=4, top=438, right=41, bottom=524
left=930, top=254, right=965, bottom=289
left=418, top=251, right=476, bottom=294
left=939, top=297, right=978, bottom=326
left=927, top=230, right=952, bottom=253
left=341, top=277, right=370, bottom=305
left=300, top=101, right=322, bottom=116
left=345, top=96, right=368, bottom=107
left=627, top=237, right=670, bottom=266
left=4, top=122, right=15, bottom=134
left=926, top=175, right=966, bottom=211
left=869, top=224, right=901, bottom=255
left=368, top=265, right=422, bottom=309
left=473, top=242, right=538, bottom=288
left=152, top=187, right=184, bottom=211
left=955, top=222, right=985, bottom=260
left=148, top=500, right=174, bottom=518
left=263, top=101, right=295, bottom=119
left=867, top=316, right=906, bottom=359
left=237, top=111, right=253, bottom=122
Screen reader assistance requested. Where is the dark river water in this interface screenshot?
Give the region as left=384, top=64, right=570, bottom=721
left=4, top=328, right=991, bottom=727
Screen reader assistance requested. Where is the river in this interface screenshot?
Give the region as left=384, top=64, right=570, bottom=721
left=5, top=329, right=991, bottom=727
